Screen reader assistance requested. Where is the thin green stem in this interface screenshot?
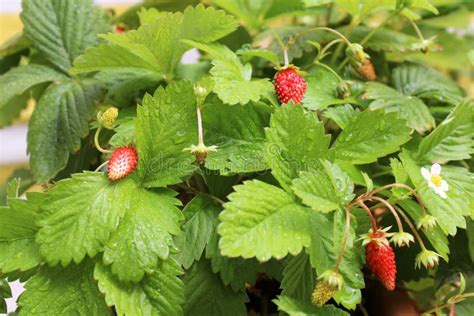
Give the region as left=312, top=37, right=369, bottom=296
left=408, top=18, right=425, bottom=42
left=94, top=160, right=109, bottom=172
left=177, top=183, right=225, bottom=205
left=296, top=26, right=351, bottom=45
left=319, top=38, right=344, bottom=58
left=196, top=106, right=204, bottom=146
left=393, top=205, right=427, bottom=250
left=314, top=61, right=345, bottom=84
left=273, top=31, right=288, bottom=67
left=370, top=196, right=404, bottom=233
left=334, top=204, right=352, bottom=273
left=94, top=127, right=112, bottom=154
left=423, top=292, right=474, bottom=315
left=370, top=183, right=427, bottom=215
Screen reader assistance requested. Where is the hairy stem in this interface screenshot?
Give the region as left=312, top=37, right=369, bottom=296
left=370, top=183, right=427, bottom=215
left=94, top=127, right=112, bottom=154
left=314, top=61, right=345, bottom=84
left=393, top=205, right=426, bottom=250
left=334, top=204, right=352, bottom=273
left=370, top=196, right=404, bottom=233
left=408, top=18, right=425, bottom=42
left=196, top=106, right=204, bottom=146
left=94, top=160, right=109, bottom=172
left=358, top=200, right=378, bottom=232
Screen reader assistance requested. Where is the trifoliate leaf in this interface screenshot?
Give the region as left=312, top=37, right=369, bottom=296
left=28, top=79, right=104, bottom=182
left=323, top=104, right=360, bottom=130
left=391, top=64, right=464, bottom=106
left=280, top=252, right=316, bottom=301
left=18, top=261, right=112, bottom=315
left=332, top=109, right=411, bottom=164
left=183, top=260, right=247, bottom=316
left=416, top=101, right=473, bottom=162
left=306, top=210, right=364, bottom=289
left=365, top=82, right=435, bottom=133
left=292, top=161, right=354, bottom=213
left=0, top=65, right=66, bottom=127
left=265, top=105, right=330, bottom=191
left=36, top=172, right=136, bottom=266
left=219, top=180, right=311, bottom=261
left=203, top=97, right=270, bottom=174
left=95, top=259, right=184, bottom=316
left=0, top=193, right=45, bottom=273
left=136, top=80, right=197, bottom=188
left=103, top=188, right=183, bottom=282
left=184, top=40, right=273, bottom=105
left=175, top=195, right=220, bottom=269
left=274, top=295, right=349, bottom=316
left=21, top=0, right=110, bottom=73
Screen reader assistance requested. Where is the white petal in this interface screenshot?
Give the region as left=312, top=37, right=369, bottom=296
left=440, top=180, right=449, bottom=191
left=436, top=187, right=447, bottom=199
left=421, top=167, right=431, bottom=180
left=431, top=163, right=441, bottom=176
left=428, top=181, right=436, bottom=190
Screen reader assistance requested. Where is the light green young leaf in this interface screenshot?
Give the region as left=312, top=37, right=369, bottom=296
left=0, top=65, right=67, bottom=127
left=336, top=0, right=395, bottom=19
left=21, top=0, right=110, bottom=73
left=332, top=110, right=411, bottom=164
left=416, top=101, right=473, bottom=162
left=265, top=105, right=330, bottom=191
left=274, top=295, right=349, bottom=316
left=136, top=81, right=197, bottom=188
left=236, top=46, right=280, bottom=65
left=280, top=252, right=316, bottom=301
left=219, top=180, right=311, bottom=261
left=108, top=117, right=135, bottom=148
left=184, top=40, right=273, bottom=105
left=292, top=161, right=354, bottom=213
left=203, top=97, right=270, bottom=174
left=103, top=189, right=183, bottom=282
left=175, top=195, right=220, bottom=269
left=365, top=82, right=435, bottom=133
left=323, top=104, right=360, bottom=130
left=19, top=261, right=112, bottom=316
left=0, top=193, right=45, bottom=273
left=36, top=172, right=136, bottom=266
left=344, top=26, right=418, bottom=52
left=28, top=79, right=104, bottom=182
left=183, top=260, right=247, bottom=316
left=95, top=259, right=184, bottom=316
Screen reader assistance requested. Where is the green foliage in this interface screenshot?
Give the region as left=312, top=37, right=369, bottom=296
left=274, top=295, right=349, bottom=316
left=280, top=253, right=316, bottom=301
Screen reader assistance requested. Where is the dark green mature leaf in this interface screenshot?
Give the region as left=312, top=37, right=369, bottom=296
left=265, top=105, right=330, bottom=191
left=0, top=193, right=45, bottom=273
left=95, top=260, right=184, bottom=316
left=332, top=110, right=411, bottom=164
left=416, top=101, right=473, bottom=162
left=183, top=260, right=247, bottom=316
left=281, top=252, right=316, bottom=301
left=185, top=41, right=273, bottom=105
left=274, top=295, right=349, bottom=316
left=28, top=79, right=104, bottom=182
left=18, top=261, right=112, bottom=315
left=103, top=189, right=183, bottom=282
left=203, top=97, right=270, bottom=174
left=175, top=195, right=220, bottom=269
left=36, top=172, right=136, bottom=266
left=292, top=161, right=354, bottom=213
left=323, top=104, right=360, bottom=130
left=219, top=180, right=311, bottom=261
left=136, top=80, right=197, bottom=188
left=0, top=65, right=66, bottom=127
left=0, top=278, right=11, bottom=313
left=21, top=0, right=110, bottom=73
left=365, top=82, right=435, bottom=133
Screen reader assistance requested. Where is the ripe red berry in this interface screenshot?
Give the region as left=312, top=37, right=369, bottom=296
left=365, top=231, right=397, bottom=291
left=107, top=146, right=138, bottom=181
left=274, top=66, right=307, bottom=104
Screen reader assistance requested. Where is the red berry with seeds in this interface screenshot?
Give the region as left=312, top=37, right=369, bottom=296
left=274, top=66, right=306, bottom=104
left=364, top=230, right=397, bottom=291
left=107, top=146, right=138, bottom=181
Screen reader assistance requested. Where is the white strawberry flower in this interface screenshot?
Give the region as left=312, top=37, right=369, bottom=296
left=421, top=163, right=449, bottom=199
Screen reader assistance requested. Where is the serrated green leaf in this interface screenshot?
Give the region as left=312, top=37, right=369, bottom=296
left=203, top=97, right=270, bottom=174
left=416, top=101, right=473, bottom=162
left=183, top=260, right=247, bottom=316
left=28, top=79, right=104, bottom=182
left=265, top=105, right=330, bottom=191
left=36, top=172, right=136, bottom=266
left=103, top=189, right=183, bottom=282
left=219, top=180, right=311, bottom=261
left=292, top=161, right=354, bottom=213
left=0, top=193, right=45, bottom=273
left=95, top=259, right=184, bottom=316
left=21, top=0, right=110, bottom=73
left=305, top=210, right=364, bottom=290
left=185, top=40, right=273, bottom=105
left=136, top=80, right=197, bottom=187
left=332, top=110, right=411, bottom=164
left=281, top=252, right=316, bottom=301
left=0, top=65, right=66, bottom=127
left=274, top=295, right=349, bottom=316
left=108, top=117, right=135, bottom=148
left=0, top=169, right=34, bottom=206
left=175, top=195, right=220, bottom=269
left=18, top=261, right=111, bottom=316
left=323, top=104, right=360, bottom=130
left=236, top=46, right=280, bottom=65
left=0, top=278, right=11, bottom=313
left=365, top=82, right=435, bottom=133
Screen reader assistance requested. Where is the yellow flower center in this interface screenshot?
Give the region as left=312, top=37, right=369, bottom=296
left=430, top=175, right=442, bottom=187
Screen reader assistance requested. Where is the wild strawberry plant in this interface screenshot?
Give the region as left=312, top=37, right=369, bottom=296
left=0, top=0, right=473, bottom=315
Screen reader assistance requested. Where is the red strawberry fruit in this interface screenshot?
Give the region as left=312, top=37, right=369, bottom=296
left=107, top=146, right=138, bottom=181
left=364, top=230, right=397, bottom=291
left=274, top=66, right=307, bottom=104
